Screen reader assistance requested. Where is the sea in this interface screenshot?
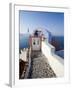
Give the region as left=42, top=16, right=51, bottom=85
left=51, top=36, right=64, bottom=58
left=55, top=50, right=64, bottom=58
left=19, top=34, right=30, bottom=49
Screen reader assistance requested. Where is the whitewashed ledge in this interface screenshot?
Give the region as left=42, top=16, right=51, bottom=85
left=42, top=41, right=64, bottom=77
left=20, top=48, right=28, bottom=62
left=19, top=48, right=31, bottom=79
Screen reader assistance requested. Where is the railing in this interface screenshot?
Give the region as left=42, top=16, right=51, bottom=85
left=42, top=41, right=64, bottom=77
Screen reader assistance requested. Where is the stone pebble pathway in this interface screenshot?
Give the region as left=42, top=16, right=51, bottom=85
left=29, top=51, right=56, bottom=78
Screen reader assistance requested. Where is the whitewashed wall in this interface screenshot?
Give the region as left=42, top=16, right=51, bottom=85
left=20, top=48, right=28, bottom=62
left=42, top=41, right=64, bottom=77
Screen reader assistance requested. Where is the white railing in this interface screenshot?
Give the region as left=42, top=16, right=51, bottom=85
left=42, top=41, right=64, bottom=77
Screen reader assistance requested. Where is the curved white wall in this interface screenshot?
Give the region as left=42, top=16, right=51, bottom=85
left=42, top=41, right=64, bottom=77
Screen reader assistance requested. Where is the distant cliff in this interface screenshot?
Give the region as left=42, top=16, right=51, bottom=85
left=51, top=36, right=64, bottom=51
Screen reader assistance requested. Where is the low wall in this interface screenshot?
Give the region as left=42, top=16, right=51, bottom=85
left=19, top=48, right=31, bottom=78
left=24, top=48, right=31, bottom=78
left=42, top=41, right=64, bottom=77
left=20, top=48, right=28, bottom=62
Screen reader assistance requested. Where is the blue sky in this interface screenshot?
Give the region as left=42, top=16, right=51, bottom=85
left=19, top=10, right=64, bottom=36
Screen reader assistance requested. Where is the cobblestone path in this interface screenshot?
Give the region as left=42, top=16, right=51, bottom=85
left=29, top=51, right=56, bottom=78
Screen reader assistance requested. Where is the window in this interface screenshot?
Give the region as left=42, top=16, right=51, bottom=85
left=33, top=40, right=35, bottom=45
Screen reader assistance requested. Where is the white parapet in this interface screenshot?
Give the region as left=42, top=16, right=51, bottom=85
left=20, top=48, right=28, bottom=62
left=19, top=48, right=31, bottom=78
left=42, top=41, right=64, bottom=77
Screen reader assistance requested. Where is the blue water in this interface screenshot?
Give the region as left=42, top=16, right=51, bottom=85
left=51, top=36, right=64, bottom=58
left=56, top=50, right=64, bottom=58
left=51, top=36, right=64, bottom=50
left=19, top=34, right=30, bottom=49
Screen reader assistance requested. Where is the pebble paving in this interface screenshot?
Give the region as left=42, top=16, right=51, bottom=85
left=29, top=51, right=56, bottom=78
